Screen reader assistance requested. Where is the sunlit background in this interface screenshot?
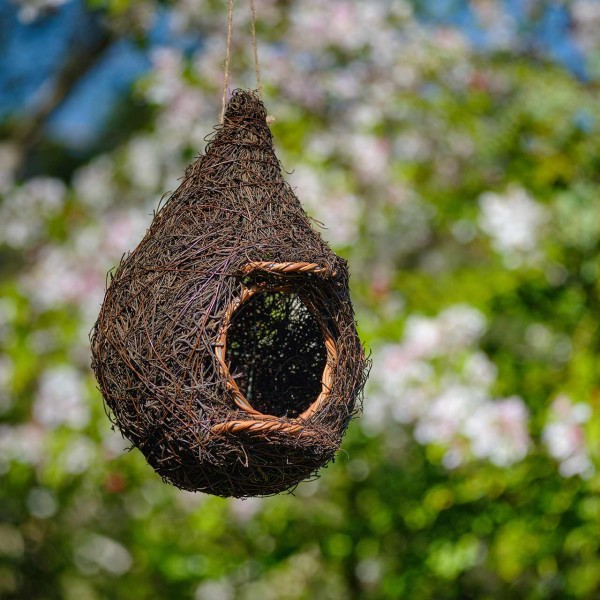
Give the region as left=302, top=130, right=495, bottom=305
left=1, top=0, right=600, bottom=598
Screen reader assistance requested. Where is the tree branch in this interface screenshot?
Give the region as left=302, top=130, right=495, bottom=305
left=13, top=21, right=113, bottom=178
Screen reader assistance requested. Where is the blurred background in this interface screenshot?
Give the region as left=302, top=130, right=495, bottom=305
left=1, top=0, right=599, bottom=598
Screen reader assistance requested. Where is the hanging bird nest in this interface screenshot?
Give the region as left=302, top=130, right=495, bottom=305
left=91, top=90, right=368, bottom=498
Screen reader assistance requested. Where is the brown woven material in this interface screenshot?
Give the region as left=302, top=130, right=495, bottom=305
left=91, top=89, right=368, bottom=498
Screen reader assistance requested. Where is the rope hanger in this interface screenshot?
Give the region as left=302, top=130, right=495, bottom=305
left=221, top=0, right=263, bottom=123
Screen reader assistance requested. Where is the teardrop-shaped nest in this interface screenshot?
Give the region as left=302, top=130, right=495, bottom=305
left=91, top=90, right=368, bottom=498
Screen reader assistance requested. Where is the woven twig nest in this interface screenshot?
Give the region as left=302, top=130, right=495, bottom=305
left=91, top=90, right=368, bottom=497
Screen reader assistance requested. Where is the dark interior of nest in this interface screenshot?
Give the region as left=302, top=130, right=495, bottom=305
left=224, top=290, right=330, bottom=419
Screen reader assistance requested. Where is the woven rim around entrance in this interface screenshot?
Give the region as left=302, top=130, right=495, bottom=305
left=213, top=262, right=338, bottom=435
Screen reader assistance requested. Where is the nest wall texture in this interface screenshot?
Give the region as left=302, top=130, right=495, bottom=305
left=91, top=90, right=368, bottom=498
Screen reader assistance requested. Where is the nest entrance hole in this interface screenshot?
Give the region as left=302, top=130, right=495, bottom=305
left=225, top=290, right=328, bottom=419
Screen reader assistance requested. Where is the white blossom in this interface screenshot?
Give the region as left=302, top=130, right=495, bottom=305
left=33, top=365, right=89, bottom=430
left=463, top=397, right=530, bottom=466
left=26, top=487, right=58, bottom=519
left=288, top=166, right=361, bottom=247
left=0, top=177, right=66, bottom=248
left=72, top=155, right=115, bottom=211
left=572, top=1, right=600, bottom=52
left=463, top=352, right=497, bottom=387
left=402, top=305, right=486, bottom=360
left=472, top=0, right=518, bottom=51
left=478, top=186, right=549, bottom=267
left=0, top=424, right=46, bottom=469
left=543, top=395, right=594, bottom=478
left=229, top=497, right=263, bottom=523
left=20, top=207, right=151, bottom=327
left=59, top=436, right=97, bottom=474
left=415, top=385, right=487, bottom=445
left=145, top=47, right=185, bottom=106
left=367, top=304, right=534, bottom=468
left=195, top=580, right=234, bottom=600
left=75, top=535, right=133, bottom=576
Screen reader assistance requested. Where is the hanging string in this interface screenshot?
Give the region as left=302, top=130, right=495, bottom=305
left=249, top=0, right=263, bottom=100
left=221, top=0, right=234, bottom=124
left=221, top=0, right=263, bottom=123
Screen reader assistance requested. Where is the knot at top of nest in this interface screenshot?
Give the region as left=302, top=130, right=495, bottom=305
left=224, top=89, right=267, bottom=123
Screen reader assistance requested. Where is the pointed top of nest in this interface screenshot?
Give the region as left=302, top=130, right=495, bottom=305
left=224, top=88, right=268, bottom=122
